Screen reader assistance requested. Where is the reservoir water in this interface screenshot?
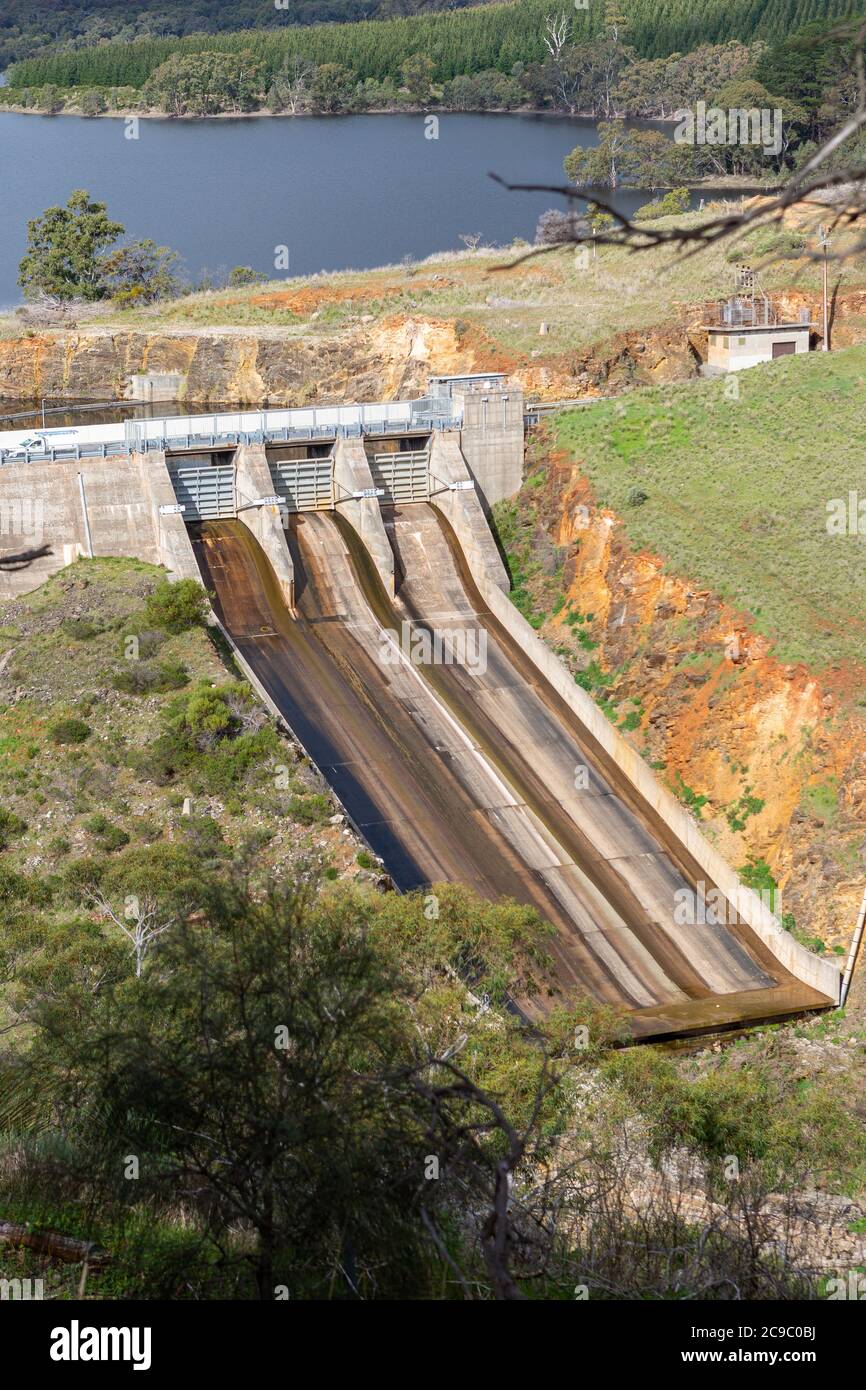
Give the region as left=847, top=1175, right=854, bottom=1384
left=0, top=110, right=723, bottom=309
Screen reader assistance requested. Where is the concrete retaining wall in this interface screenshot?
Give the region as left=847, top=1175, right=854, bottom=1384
left=429, top=433, right=509, bottom=592
left=474, top=571, right=842, bottom=1003
left=333, top=437, right=394, bottom=594
left=0, top=451, right=200, bottom=597
left=234, top=445, right=295, bottom=610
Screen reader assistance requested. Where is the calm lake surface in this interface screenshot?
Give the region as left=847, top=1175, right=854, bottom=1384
left=0, top=110, right=719, bottom=310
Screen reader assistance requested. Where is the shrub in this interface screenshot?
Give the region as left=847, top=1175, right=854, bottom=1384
left=0, top=865, right=52, bottom=908
left=84, top=815, right=130, bottom=853
left=59, top=856, right=106, bottom=903
left=143, top=578, right=208, bottom=635
left=134, top=629, right=168, bottom=659
left=62, top=619, right=100, bottom=640
left=49, top=717, right=91, bottom=745
left=133, top=720, right=278, bottom=794
left=726, top=227, right=806, bottom=263
left=174, top=814, right=227, bottom=861
left=129, top=729, right=192, bottom=785
left=228, top=266, right=268, bottom=287
left=192, top=729, right=280, bottom=795
left=130, top=817, right=162, bottom=844
left=673, top=771, right=708, bottom=818
left=113, top=658, right=189, bottom=695
left=0, top=806, right=27, bottom=849
left=79, top=89, right=108, bottom=117
left=113, top=663, right=154, bottom=695
left=100, top=843, right=202, bottom=911
left=288, top=793, right=331, bottom=825
left=574, top=660, right=612, bottom=693
left=535, top=208, right=590, bottom=245
left=634, top=187, right=690, bottom=221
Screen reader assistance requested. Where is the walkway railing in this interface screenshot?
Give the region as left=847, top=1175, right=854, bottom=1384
left=0, top=415, right=457, bottom=466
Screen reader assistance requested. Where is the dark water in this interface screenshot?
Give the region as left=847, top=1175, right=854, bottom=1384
left=0, top=397, right=238, bottom=429
left=0, top=110, right=728, bottom=310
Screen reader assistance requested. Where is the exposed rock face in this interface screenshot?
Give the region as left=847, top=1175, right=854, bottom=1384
left=2, top=286, right=865, bottom=408
left=0, top=317, right=478, bottom=407
left=0, top=315, right=717, bottom=407
left=530, top=449, right=866, bottom=980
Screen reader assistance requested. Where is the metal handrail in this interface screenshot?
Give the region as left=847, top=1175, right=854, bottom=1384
left=0, top=415, right=457, bottom=466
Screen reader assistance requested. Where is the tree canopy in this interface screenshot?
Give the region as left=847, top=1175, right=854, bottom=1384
left=17, top=190, right=124, bottom=302
left=17, top=190, right=182, bottom=303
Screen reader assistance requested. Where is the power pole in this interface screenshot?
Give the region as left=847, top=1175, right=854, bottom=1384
left=818, top=225, right=830, bottom=351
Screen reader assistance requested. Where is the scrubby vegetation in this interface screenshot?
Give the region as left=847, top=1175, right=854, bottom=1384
left=1, top=554, right=864, bottom=1300
left=2, top=855, right=863, bottom=1298
left=0, top=557, right=359, bottom=888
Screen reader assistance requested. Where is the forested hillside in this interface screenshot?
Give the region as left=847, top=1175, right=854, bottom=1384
left=7, top=0, right=861, bottom=90
left=0, top=0, right=480, bottom=71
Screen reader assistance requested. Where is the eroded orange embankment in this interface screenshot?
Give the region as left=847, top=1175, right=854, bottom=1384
left=538, top=453, right=866, bottom=962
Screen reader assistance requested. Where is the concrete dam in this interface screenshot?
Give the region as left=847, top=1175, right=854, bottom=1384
left=0, top=373, right=842, bottom=1039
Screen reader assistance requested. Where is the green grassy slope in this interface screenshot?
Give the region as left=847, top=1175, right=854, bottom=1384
left=556, top=344, right=866, bottom=668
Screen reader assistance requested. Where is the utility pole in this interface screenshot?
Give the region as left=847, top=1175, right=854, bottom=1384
left=41, top=398, right=47, bottom=429
left=818, top=225, right=830, bottom=351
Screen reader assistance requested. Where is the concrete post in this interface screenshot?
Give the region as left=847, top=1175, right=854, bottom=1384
left=428, top=432, right=509, bottom=592
left=234, top=444, right=295, bottom=611
left=333, top=436, right=395, bottom=596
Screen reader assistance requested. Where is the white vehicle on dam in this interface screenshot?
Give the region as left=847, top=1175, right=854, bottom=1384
left=0, top=423, right=149, bottom=462
left=0, top=426, right=87, bottom=460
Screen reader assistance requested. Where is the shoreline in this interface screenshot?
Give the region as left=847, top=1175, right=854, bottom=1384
left=0, top=102, right=673, bottom=122
left=0, top=102, right=773, bottom=190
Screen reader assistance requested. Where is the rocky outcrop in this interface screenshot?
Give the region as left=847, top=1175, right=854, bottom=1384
left=3, top=284, right=866, bottom=409
left=0, top=317, right=479, bottom=407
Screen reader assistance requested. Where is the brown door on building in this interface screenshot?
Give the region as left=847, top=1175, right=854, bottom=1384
left=772, top=341, right=796, bottom=358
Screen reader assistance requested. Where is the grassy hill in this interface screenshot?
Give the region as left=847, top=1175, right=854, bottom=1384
left=556, top=344, right=866, bottom=669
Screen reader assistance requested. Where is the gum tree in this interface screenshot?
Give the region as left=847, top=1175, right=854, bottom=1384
left=18, top=189, right=124, bottom=301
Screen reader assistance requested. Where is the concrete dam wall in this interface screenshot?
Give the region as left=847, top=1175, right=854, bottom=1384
left=0, top=388, right=842, bottom=1034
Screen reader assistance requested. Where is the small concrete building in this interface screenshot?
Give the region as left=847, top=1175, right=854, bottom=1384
left=126, top=372, right=185, bottom=403
left=704, top=268, right=813, bottom=372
